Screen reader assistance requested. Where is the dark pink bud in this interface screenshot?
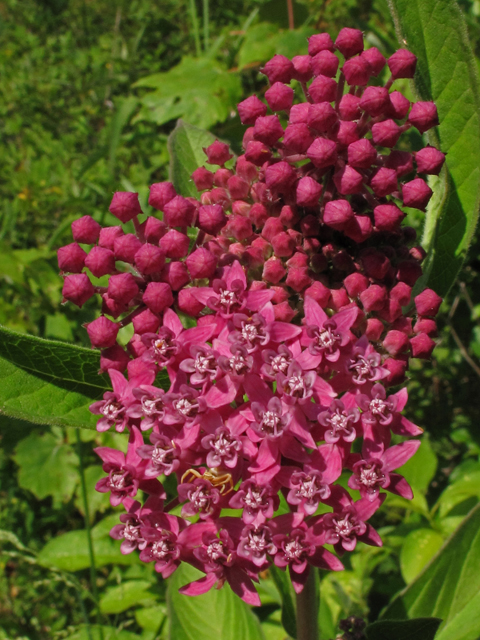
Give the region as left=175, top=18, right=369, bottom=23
left=87, top=316, right=119, bottom=348
left=408, top=101, right=439, bottom=133
left=361, top=249, right=391, bottom=280
left=100, top=344, right=129, bottom=373
left=402, top=178, right=433, bottom=210
left=143, top=282, right=174, bottom=315
left=144, top=217, right=166, bottom=243
left=287, top=252, right=309, bottom=268
left=127, top=334, right=147, bottom=359
left=344, top=272, right=368, bottom=297
left=359, top=86, right=390, bottom=117
left=204, top=140, right=233, bottom=166
left=283, top=123, right=314, bottom=154
left=263, top=257, right=286, bottom=284
left=296, top=176, right=322, bottom=207
left=311, top=50, right=339, bottom=77
left=307, top=137, right=337, bottom=168
left=236, top=155, right=258, bottom=182
left=262, top=54, right=294, bottom=84
left=280, top=205, right=300, bottom=228
left=308, top=33, right=334, bottom=55
left=323, top=199, right=354, bottom=228
left=307, top=102, right=338, bottom=133
left=135, top=243, right=166, bottom=275
left=348, top=139, right=377, bottom=168
left=370, top=168, right=398, bottom=197
left=336, top=121, right=359, bottom=146
left=371, top=119, right=402, bottom=147
left=265, top=162, right=297, bottom=193
left=286, top=266, right=312, bottom=292
left=71, top=215, right=101, bottom=244
left=178, top=288, right=205, bottom=317
left=274, top=301, right=297, bottom=322
left=232, top=200, right=251, bottom=216
left=197, top=204, right=227, bottom=235
left=262, top=217, right=284, bottom=242
left=366, top=318, right=384, bottom=341
left=361, top=47, right=386, bottom=75
left=132, top=308, right=160, bottom=334
left=414, top=289, right=442, bottom=317
left=327, top=288, right=348, bottom=312
left=149, top=182, right=176, bottom=210
left=203, top=187, right=230, bottom=208
left=384, top=330, right=410, bottom=356
left=410, top=333, right=435, bottom=359
left=388, top=49, right=417, bottom=79
left=62, top=273, right=95, bottom=307
left=242, top=126, right=255, bottom=149
left=342, top=56, right=371, bottom=86
left=378, top=298, right=403, bottom=324
left=192, top=167, right=215, bottom=191
left=339, top=93, right=361, bottom=120
left=99, top=226, right=123, bottom=251
left=391, top=317, right=413, bottom=334
left=335, top=27, right=364, bottom=58
left=300, top=214, right=320, bottom=237
left=414, top=318, right=437, bottom=336
left=101, top=294, right=126, bottom=320
left=305, top=281, right=331, bottom=307
left=343, top=215, right=373, bottom=243
left=410, top=245, right=427, bottom=262
left=237, top=95, right=267, bottom=125
left=265, top=82, right=294, bottom=111
left=271, top=231, right=296, bottom=258
left=186, top=247, right=217, bottom=279
left=250, top=203, right=269, bottom=228
left=107, top=273, right=139, bottom=305
left=384, top=357, right=408, bottom=385
left=214, top=168, right=233, bottom=188
left=161, top=261, right=190, bottom=290
left=308, top=75, right=337, bottom=103
left=289, top=103, right=310, bottom=124
left=85, top=246, right=116, bottom=277
left=245, top=140, right=272, bottom=165
left=227, top=175, right=250, bottom=200
left=385, top=150, right=413, bottom=176
left=388, top=91, right=411, bottom=120
left=373, top=203, right=404, bottom=231
left=159, top=229, right=189, bottom=259
left=333, top=165, right=363, bottom=194
left=360, top=285, right=387, bottom=312
left=415, top=146, right=445, bottom=175
left=397, top=261, right=423, bottom=286
left=225, top=215, right=253, bottom=241
left=109, top=192, right=142, bottom=223
left=390, top=282, right=412, bottom=306
left=251, top=182, right=270, bottom=204
left=292, top=55, right=313, bottom=82
left=57, top=243, right=86, bottom=273
left=163, top=195, right=196, bottom=227
left=114, top=234, right=142, bottom=264
left=253, top=115, right=284, bottom=146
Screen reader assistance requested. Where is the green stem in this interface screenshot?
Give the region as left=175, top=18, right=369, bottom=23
left=188, top=0, right=202, bottom=57
left=296, top=569, right=319, bottom=640
left=203, top=0, right=209, bottom=53
left=76, top=430, right=103, bottom=640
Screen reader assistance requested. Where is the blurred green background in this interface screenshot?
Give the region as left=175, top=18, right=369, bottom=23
left=1, top=0, right=480, bottom=638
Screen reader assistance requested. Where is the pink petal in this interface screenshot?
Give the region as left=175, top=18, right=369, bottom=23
left=179, top=573, right=217, bottom=596
left=388, top=473, right=414, bottom=499
left=225, top=567, right=261, bottom=606
left=181, top=324, right=216, bottom=346
left=332, top=305, right=359, bottom=333
left=249, top=438, right=279, bottom=471
left=163, top=308, right=184, bottom=336
left=312, top=376, right=336, bottom=403
left=392, top=386, right=408, bottom=412
left=269, top=322, right=303, bottom=342
left=295, top=349, right=322, bottom=370
left=310, top=547, right=344, bottom=571
left=225, top=260, right=246, bottom=289
left=304, top=296, right=328, bottom=327
left=354, top=494, right=385, bottom=521
left=246, top=289, right=275, bottom=311
left=383, top=439, right=421, bottom=470
left=109, top=369, right=128, bottom=395
left=191, top=287, right=214, bottom=306
left=358, top=523, right=383, bottom=547
left=395, top=416, right=423, bottom=437
left=94, top=446, right=125, bottom=466
left=315, top=444, right=342, bottom=484
left=243, top=374, right=273, bottom=404
left=205, top=376, right=237, bottom=408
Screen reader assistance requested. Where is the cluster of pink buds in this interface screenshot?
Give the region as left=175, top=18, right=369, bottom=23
left=58, top=28, right=443, bottom=604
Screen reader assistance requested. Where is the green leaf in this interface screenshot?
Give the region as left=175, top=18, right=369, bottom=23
left=0, top=325, right=109, bottom=431
left=100, top=580, right=155, bottom=614
left=435, top=471, right=480, bottom=518
left=365, top=618, right=442, bottom=640
left=400, top=528, right=445, bottom=583
left=167, top=563, right=265, bottom=640
left=269, top=565, right=297, bottom=638
left=64, top=626, right=141, bottom=640
left=13, top=431, right=79, bottom=505
left=135, top=606, right=167, bottom=633
left=383, top=502, right=480, bottom=640
left=167, top=120, right=216, bottom=198
left=388, top=0, right=480, bottom=296
left=134, top=57, right=242, bottom=130
left=74, top=465, right=110, bottom=520
left=397, top=435, right=438, bottom=494
left=238, top=24, right=312, bottom=69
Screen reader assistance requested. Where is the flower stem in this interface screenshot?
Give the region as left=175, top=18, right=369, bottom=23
left=296, top=569, right=319, bottom=640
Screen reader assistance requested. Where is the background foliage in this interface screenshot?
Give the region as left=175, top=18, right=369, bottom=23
left=1, top=0, right=480, bottom=639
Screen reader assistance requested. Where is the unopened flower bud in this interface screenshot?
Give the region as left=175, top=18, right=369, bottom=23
left=360, top=284, right=387, bottom=312
left=265, top=162, right=297, bottom=194
left=414, top=318, right=438, bottom=336
left=283, top=123, right=313, bottom=154
left=339, top=94, right=361, bottom=120
left=348, top=139, right=376, bottom=169
left=225, top=215, right=253, bottom=241
left=372, top=119, right=402, bottom=147
left=370, top=168, right=398, bottom=197
left=232, top=200, right=251, bottom=217
left=143, top=282, right=174, bottom=315
left=71, top=216, right=101, bottom=244
left=161, top=261, right=190, bottom=290
left=333, top=165, right=363, bottom=194
left=361, top=249, right=391, bottom=280
left=384, top=330, right=410, bottom=356
left=361, top=47, right=386, bottom=75
left=397, top=260, right=423, bottom=286
left=250, top=203, right=270, bottom=228
left=408, top=101, right=439, bottom=133
left=308, top=32, right=334, bottom=56
left=134, top=243, right=166, bottom=275
left=114, top=234, right=142, bottom=264
left=414, top=289, right=442, bottom=317
left=109, top=191, right=142, bottom=223
left=410, top=333, right=435, bottom=359
left=307, top=137, right=337, bottom=168
left=388, top=49, right=417, bottom=79
left=132, top=308, right=161, bottom=334
left=343, top=215, right=373, bottom=243
left=253, top=115, right=284, bottom=146
left=311, top=50, right=339, bottom=77
left=336, top=121, right=359, bottom=146
left=262, top=54, right=294, bottom=83
left=390, top=282, right=412, bottom=306
left=159, top=229, right=190, bottom=259
left=164, top=195, right=196, bottom=227
left=385, top=150, right=413, bottom=176
left=143, top=217, right=166, bottom=244
left=335, top=27, right=364, bottom=58
left=271, top=231, right=296, bottom=258
left=149, top=182, right=176, bottom=210
left=204, top=140, right=233, bottom=166
left=99, top=226, right=123, bottom=251
left=100, top=344, right=130, bottom=373
left=359, top=86, right=390, bottom=116
left=85, top=246, right=116, bottom=277
left=87, top=316, right=119, bottom=348
left=213, top=168, right=233, bottom=189
left=344, top=272, right=369, bottom=297
left=365, top=318, right=384, bottom=341
left=292, top=55, right=313, bottom=82
left=308, top=75, right=337, bottom=103
left=289, top=103, right=310, bottom=124
left=265, top=82, right=294, bottom=111
left=307, top=102, right=338, bottom=133
left=388, top=91, right=411, bottom=119
left=62, top=273, right=95, bottom=307
left=227, top=175, right=250, bottom=200
left=384, top=357, right=408, bottom=385
left=186, top=247, right=217, bottom=279
left=296, top=176, right=323, bottom=207
left=323, top=199, right=354, bottom=228
left=330, top=288, right=350, bottom=311
left=107, top=273, right=139, bottom=305
left=237, top=95, right=267, bottom=125
left=305, top=281, right=331, bottom=307
left=402, top=178, right=433, bottom=210
left=236, top=155, right=258, bottom=182
left=197, top=204, right=227, bottom=235
left=343, top=56, right=371, bottom=86
left=58, top=243, right=87, bottom=273
left=280, top=205, right=300, bottom=228
left=274, top=301, right=297, bottom=322
left=177, top=288, right=205, bottom=316
left=300, top=214, right=320, bottom=237
left=192, top=166, right=215, bottom=191
left=286, top=266, right=312, bottom=292
left=415, top=146, right=445, bottom=175
left=263, top=257, right=286, bottom=283
left=245, top=140, right=272, bottom=166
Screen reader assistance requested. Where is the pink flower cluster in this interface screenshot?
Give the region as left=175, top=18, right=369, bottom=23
left=58, top=28, right=443, bottom=605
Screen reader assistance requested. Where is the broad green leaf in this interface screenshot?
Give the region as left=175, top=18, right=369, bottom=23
left=0, top=325, right=109, bottom=430
left=383, top=503, right=480, bottom=640
left=13, top=431, right=79, bottom=505
left=167, top=120, right=216, bottom=198
left=397, top=435, right=438, bottom=494
left=435, top=471, right=480, bottom=518
left=269, top=565, right=297, bottom=639
left=74, top=465, right=110, bottom=520
left=134, top=57, right=242, bottom=130
left=167, top=563, right=265, bottom=640
left=400, top=528, right=444, bottom=583
left=238, top=24, right=312, bottom=69
left=100, top=580, right=155, bottom=614
left=64, top=626, right=141, bottom=640
left=388, top=0, right=480, bottom=296
left=365, top=618, right=442, bottom=640
left=135, top=606, right=167, bottom=633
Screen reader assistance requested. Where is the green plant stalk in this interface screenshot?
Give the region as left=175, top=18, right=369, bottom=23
left=296, top=569, right=319, bottom=640
left=76, top=430, right=104, bottom=640
left=203, top=0, right=209, bottom=53
left=188, top=0, right=202, bottom=57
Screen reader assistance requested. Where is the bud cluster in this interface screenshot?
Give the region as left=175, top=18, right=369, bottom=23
left=58, top=28, right=443, bottom=604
